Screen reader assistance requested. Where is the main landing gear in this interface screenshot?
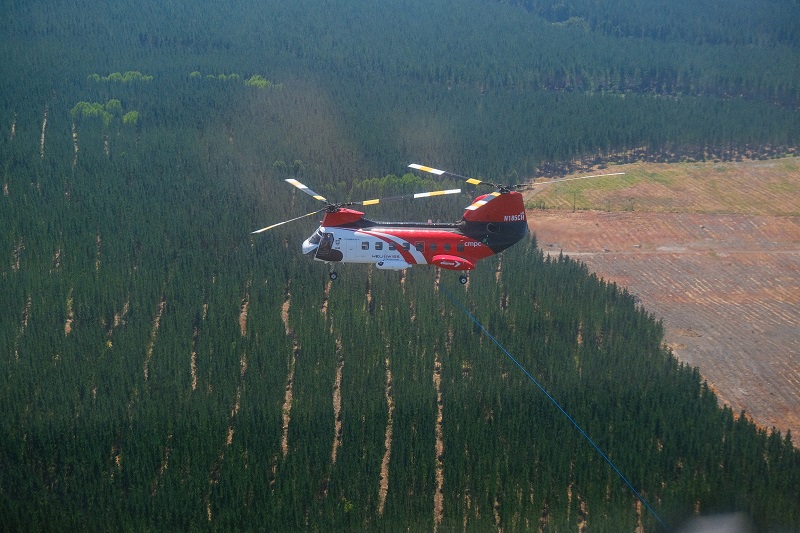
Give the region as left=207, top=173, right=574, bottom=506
left=459, top=274, right=468, bottom=285
left=329, top=271, right=338, bottom=281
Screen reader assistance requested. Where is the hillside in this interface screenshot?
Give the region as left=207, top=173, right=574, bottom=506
left=2, top=0, right=800, bottom=530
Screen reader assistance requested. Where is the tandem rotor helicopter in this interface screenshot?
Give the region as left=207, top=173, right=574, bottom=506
left=252, top=164, right=623, bottom=284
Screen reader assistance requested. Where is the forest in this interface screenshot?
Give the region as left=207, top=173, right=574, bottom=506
left=2, top=0, right=800, bottom=530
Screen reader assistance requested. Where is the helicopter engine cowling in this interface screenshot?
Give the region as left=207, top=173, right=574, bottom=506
left=375, top=259, right=412, bottom=270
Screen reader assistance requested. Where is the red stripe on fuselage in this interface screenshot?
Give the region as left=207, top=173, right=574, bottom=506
left=353, top=227, right=494, bottom=268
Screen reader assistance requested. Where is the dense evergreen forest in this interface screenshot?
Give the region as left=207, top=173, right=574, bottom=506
left=2, top=0, right=799, bottom=530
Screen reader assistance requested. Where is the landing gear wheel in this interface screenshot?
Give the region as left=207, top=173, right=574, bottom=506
left=459, top=274, right=468, bottom=285
left=329, top=271, right=338, bottom=281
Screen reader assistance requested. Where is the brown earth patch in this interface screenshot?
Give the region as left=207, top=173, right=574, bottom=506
left=190, top=326, right=200, bottom=392
left=64, top=288, right=74, bottom=336
left=330, top=339, right=344, bottom=466
left=280, top=286, right=298, bottom=458
left=40, top=104, right=48, bottom=159
left=239, top=294, right=249, bottom=337
left=377, top=353, right=394, bottom=516
left=96, top=233, right=102, bottom=272
left=12, top=237, right=23, bottom=272
left=526, top=158, right=800, bottom=439
left=143, top=296, right=167, bottom=381
left=433, top=352, right=445, bottom=530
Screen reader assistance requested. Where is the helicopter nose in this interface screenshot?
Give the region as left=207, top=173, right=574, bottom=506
left=302, top=239, right=318, bottom=256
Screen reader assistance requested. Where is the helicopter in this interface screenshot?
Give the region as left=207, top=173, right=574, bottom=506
left=252, top=164, right=623, bottom=284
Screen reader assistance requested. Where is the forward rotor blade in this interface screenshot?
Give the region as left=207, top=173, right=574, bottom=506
left=251, top=208, right=326, bottom=234
left=285, top=178, right=328, bottom=202
left=355, top=188, right=462, bottom=206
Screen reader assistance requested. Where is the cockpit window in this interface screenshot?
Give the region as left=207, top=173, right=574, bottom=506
left=320, top=232, right=334, bottom=252
left=308, top=230, right=322, bottom=245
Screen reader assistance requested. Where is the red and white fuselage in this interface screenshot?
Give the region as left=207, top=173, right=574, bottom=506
left=303, top=191, right=529, bottom=272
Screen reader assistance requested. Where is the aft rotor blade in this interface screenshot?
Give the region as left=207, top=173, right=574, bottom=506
left=413, top=188, right=462, bottom=199
left=410, top=163, right=521, bottom=211
left=355, top=188, right=462, bottom=206
left=285, top=178, right=328, bottom=202
left=413, top=164, right=625, bottom=192
left=409, top=164, right=492, bottom=188
left=251, top=208, right=326, bottom=234
left=465, top=191, right=502, bottom=211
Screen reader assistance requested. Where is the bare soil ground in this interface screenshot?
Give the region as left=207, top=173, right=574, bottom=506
left=526, top=158, right=800, bottom=438
left=377, top=354, right=394, bottom=516
left=433, top=351, right=445, bottom=531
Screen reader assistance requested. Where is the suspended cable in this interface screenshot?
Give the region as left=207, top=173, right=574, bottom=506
left=439, top=283, right=669, bottom=531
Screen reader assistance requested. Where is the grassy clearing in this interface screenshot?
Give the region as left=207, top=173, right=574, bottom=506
left=526, top=157, right=800, bottom=216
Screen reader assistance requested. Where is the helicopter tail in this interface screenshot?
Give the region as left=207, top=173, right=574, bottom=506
left=461, top=191, right=529, bottom=253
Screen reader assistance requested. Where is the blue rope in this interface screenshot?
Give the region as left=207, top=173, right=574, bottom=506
left=439, top=283, right=669, bottom=531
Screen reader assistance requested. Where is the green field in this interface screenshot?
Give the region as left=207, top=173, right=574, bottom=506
left=527, top=157, right=800, bottom=215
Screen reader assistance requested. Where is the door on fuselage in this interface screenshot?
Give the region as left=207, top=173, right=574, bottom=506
left=315, top=232, right=343, bottom=262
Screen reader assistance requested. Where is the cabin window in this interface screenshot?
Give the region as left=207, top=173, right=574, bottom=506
left=443, top=243, right=451, bottom=252
left=389, top=243, right=396, bottom=251
left=320, top=233, right=334, bottom=252
left=362, top=242, right=369, bottom=250
left=415, top=242, right=424, bottom=252
left=457, top=243, right=465, bottom=252
left=375, top=242, right=383, bottom=251
left=430, top=243, right=437, bottom=251
left=402, top=243, right=410, bottom=251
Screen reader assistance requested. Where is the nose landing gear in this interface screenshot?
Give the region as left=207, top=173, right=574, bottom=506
left=459, top=274, right=468, bottom=285
left=324, top=261, right=339, bottom=281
